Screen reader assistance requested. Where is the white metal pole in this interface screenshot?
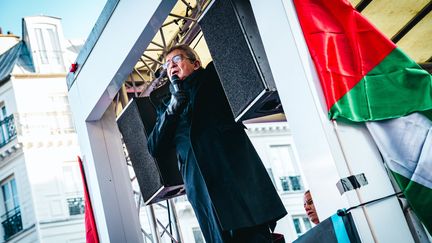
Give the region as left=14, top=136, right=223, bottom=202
left=147, top=204, right=162, bottom=243
left=169, top=199, right=184, bottom=243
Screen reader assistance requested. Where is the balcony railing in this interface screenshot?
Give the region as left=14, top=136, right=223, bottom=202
left=280, top=175, right=303, bottom=192
left=67, top=197, right=84, bottom=216
left=1, top=207, right=22, bottom=240
left=0, top=114, right=16, bottom=148
left=15, top=112, right=75, bottom=136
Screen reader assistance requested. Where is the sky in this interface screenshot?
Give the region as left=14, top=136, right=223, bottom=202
left=0, top=0, right=107, bottom=39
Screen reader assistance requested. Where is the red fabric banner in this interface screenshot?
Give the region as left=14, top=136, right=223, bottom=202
left=293, top=0, right=395, bottom=110
left=78, top=156, right=99, bottom=243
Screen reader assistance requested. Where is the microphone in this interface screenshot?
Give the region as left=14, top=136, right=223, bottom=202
left=170, top=75, right=181, bottom=92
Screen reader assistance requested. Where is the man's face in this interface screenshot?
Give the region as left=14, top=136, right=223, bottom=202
left=165, top=49, right=199, bottom=80
left=304, top=191, right=320, bottom=224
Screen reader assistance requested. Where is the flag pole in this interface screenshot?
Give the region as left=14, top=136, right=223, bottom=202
left=331, top=120, right=378, bottom=242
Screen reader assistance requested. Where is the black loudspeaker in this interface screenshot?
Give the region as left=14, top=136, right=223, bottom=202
left=117, top=96, right=185, bottom=205
left=199, top=0, right=283, bottom=122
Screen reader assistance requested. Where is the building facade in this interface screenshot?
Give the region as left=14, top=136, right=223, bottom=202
left=0, top=16, right=85, bottom=242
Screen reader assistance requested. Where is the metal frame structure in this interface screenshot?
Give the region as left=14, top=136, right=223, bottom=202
left=391, top=1, right=432, bottom=43
left=119, top=0, right=211, bottom=104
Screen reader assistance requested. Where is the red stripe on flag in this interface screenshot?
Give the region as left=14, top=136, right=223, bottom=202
left=293, top=0, right=396, bottom=110
left=78, top=156, right=99, bottom=243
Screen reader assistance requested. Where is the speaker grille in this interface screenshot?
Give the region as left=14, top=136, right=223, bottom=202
left=200, top=0, right=264, bottom=118
left=199, top=0, right=281, bottom=121
left=117, top=97, right=184, bottom=204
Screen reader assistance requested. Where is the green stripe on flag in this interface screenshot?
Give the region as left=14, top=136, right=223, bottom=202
left=329, top=48, right=432, bottom=122
left=392, top=171, right=432, bottom=233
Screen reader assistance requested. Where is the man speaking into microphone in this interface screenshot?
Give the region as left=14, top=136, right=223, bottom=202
left=148, top=44, right=287, bottom=243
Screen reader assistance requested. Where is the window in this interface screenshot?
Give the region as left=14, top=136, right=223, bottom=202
left=47, top=29, right=62, bottom=64
left=49, top=94, right=70, bottom=111
left=17, top=93, right=75, bottom=135
left=280, top=175, right=303, bottom=191
left=0, top=105, right=8, bottom=144
left=0, top=105, right=15, bottom=148
left=2, top=178, right=19, bottom=215
left=1, top=177, right=22, bottom=240
left=35, top=28, right=48, bottom=64
left=268, top=145, right=304, bottom=192
left=48, top=93, right=75, bottom=134
left=63, top=162, right=82, bottom=194
left=67, top=197, right=84, bottom=216
left=192, top=227, right=204, bottom=243
left=63, top=162, right=84, bottom=216
left=292, top=215, right=312, bottom=236
left=1, top=106, right=6, bottom=119
left=33, top=24, right=63, bottom=66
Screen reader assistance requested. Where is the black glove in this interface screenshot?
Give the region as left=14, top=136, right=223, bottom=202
left=166, top=90, right=189, bottom=115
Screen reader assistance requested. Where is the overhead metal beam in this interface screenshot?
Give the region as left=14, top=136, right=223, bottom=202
left=355, top=0, right=373, bottom=12
left=419, top=62, right=432, bottom=74
left=151, top=41, right=165, bottom=49
left=120, top=0, right=211, bottom=100
left=168, top=13, right=197, bottom=22
left=180, top=0, right=193, bottom=10
left=391, top=2, right=432, bottom=43
left=143, top=54, right=164, bottom=65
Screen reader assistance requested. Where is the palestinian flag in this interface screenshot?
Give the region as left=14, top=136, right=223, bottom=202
left=293, top=0, right=432, bottom=122
left=293, top=0, right=432, bottom=234
left=78, top=156, right=99, bottom=243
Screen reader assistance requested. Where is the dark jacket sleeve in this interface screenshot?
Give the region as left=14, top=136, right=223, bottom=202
left=147, top=102, right=179, bottom=158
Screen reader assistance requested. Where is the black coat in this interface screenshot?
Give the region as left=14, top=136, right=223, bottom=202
left=148, top=63, right=287, bottom=230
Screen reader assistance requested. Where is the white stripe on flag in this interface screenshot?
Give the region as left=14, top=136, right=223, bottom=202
left=366, top=112, right=432, bottom=189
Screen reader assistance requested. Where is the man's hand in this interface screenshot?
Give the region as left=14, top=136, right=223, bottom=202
left=166, top=90, right=189, bottom=115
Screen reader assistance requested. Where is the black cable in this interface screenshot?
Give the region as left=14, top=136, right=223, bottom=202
left=337, top=192, right=404, bottom=216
